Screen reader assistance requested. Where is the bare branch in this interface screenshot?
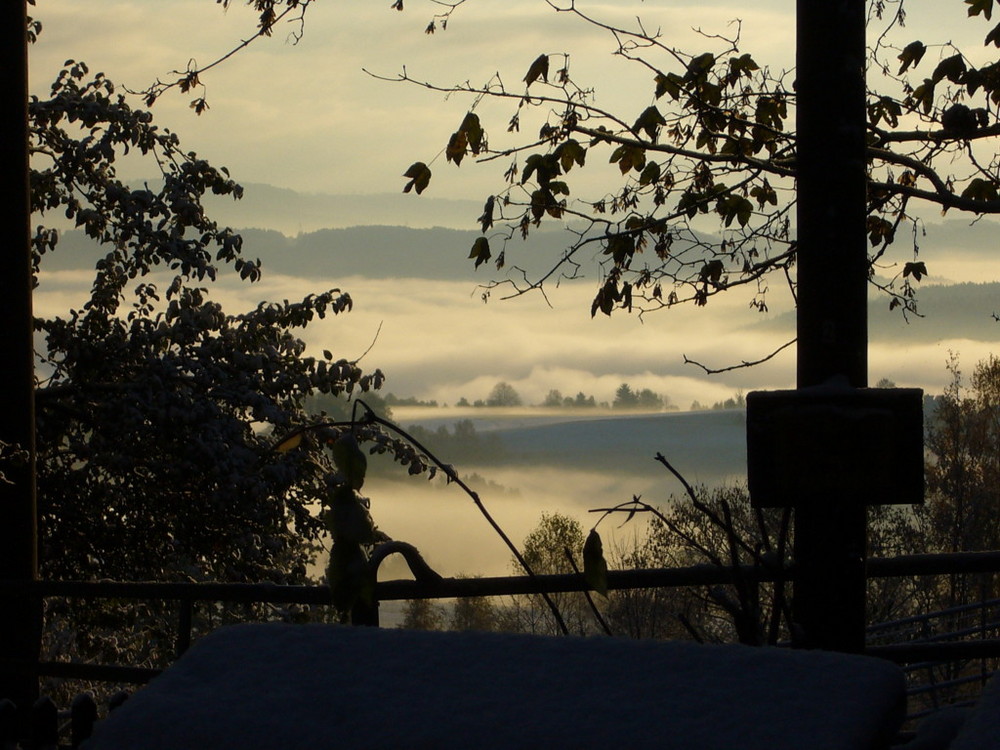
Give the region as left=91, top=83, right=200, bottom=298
left=683, top=338, right=796, bottom=375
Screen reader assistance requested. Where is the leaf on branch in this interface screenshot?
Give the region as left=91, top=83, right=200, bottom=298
left=523, top=54, right=550, bottom=87
left=583, top=529, right=609, bottom=597
left=461, top=112, right=485, bottom=154
left=554, top=139, right=587, bottom=172
left=897, top=41, right=926, bottom=75
left=469, top=236, right=491, bottom=269
left=686, top=52, right=716, bottom=83
left=966, top=0, right=995, bottom=21
left=478, top=196, right=495, bottom=233
left=868, top=96, right=903, bottom=128
left=275, top=432, right=303, bottom=453
left=903, top=261, right=928, bottom=281
left=633, top=105, right=666, bottom=140
left=332, top=433, right=368, bottom=491
left=717, top=195, right=753, bottom=228
left=700, top=259, right=725, bottom=285
left=591, top=280, right=618, bottom=317
left=932, top=54, right=967, bottom=84
left=750, top=180, right=778, bottom=208
left=867, top=216, right=895, bottom=246
left=521, top=153, right=560, bottom=187
left=445, top=129, right=469, bottom=165
left=178, top=71, right=200, bottom=94
left=445, top=112, right=486, bottom=166
left=961, top=177, right=1000, bottom=203
left=987, top=22, right=1000, bottom=46
left=639, top=161, right=661, bottom=186
left=654, top=71, right=684, bottom=100
left=402, top=162, right=432, bottom=194
left=910, top=79, right=936, bottom=114
left=726, top=53, right=760, bottom=84
left=603, top=234, right=636, bottom=266
left=609, top=144, right=646, bottom=175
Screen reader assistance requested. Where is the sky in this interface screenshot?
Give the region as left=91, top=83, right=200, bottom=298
left=28, top=0, right=1000, bottom=407
left=29, top=1, right=992, bottom=199
left=25, top=0, right=1000, bottom=578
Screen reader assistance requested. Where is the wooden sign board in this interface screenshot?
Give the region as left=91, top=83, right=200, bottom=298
left=746, top=386, right=924, bottom=508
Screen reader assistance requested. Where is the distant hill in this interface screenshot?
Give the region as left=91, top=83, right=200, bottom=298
left=181, top=183, right=484, bottom=235
left=755, top=281, right=1000, bottom=344
left=43, top=224, right=576, bottom=282
left=37, top=191, right=999, bottom=345
left=428, top=410, right=750, bottom=486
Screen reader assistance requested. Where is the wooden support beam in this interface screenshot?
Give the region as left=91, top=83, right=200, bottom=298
left=0, top=0, right=41, bottom=717
left=793, top=0, right=870, bottom=652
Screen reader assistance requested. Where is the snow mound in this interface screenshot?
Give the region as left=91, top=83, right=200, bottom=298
left=950, top=672, right=1000, bottom=750
left=86, top=623, right=905, bottom=750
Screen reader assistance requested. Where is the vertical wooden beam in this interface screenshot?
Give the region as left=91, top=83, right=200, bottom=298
left=794, top=0, right=869, bottom=652
left=0, top=0, right=41, bottom=713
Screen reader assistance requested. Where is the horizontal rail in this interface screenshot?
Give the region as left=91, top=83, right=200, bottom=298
left=867, top=597, right=1000, bottom=634
left=866, top=551, right=1000, bottom=577
left=3, top=549, right=999, bottom=603
left=906, top=671, right=994, bottom=698
left=0, top=563, right=783, bottom=605
left=2, top=549, right=998, bottom=689
left=0, top=658, right=161, bottom=685
left=866, top=640, right=1000, bottom=664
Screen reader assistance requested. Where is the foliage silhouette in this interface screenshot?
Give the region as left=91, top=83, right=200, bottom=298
left=375, top=0, right=1000, bottom=334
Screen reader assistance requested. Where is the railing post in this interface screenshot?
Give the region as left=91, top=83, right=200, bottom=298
left=0, top=699, right=17, bottom=748
left=31, top=696, right=57, bottom=750
left=70, top=693, right=98, bottom=750
left=350, top=599, right=380, bottom=627
left=176, top=599, right=194, bottom=659
left=0, top=0, right=42, bottom=721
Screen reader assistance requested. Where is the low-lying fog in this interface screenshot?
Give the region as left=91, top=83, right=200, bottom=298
left=314, top=409, right=748, bottom=579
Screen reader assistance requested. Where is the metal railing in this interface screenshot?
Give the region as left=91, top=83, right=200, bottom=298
left=2, top=549, right=999, bottom=692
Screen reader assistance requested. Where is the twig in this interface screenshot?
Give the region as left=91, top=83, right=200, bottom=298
left=364, top=409, right=570, bottom=636
left=563, top=547, right=613, bottom=636
left=766, top=506, right=794, bottom=645
left=272, top=408, right=570, bottom=635
left=351, top=321, right=383, bottom=364
left=683, top=338, right=796, bottom=375
left=676, top=612, right=705, bottom=643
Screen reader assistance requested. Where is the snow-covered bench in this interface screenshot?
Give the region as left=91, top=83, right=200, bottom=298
left=85, top=623, right=906, bottom=750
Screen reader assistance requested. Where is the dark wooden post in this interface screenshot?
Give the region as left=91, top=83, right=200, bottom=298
left=0, top=0, right=41, bottom=714
left=792, top=0, right=869, bottom=652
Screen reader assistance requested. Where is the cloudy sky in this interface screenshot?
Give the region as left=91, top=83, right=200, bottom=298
left=30, top=1, right=991, bottom=198
left=28, top=0, right=1000, bottom=408
left=27, top=0, right=1000, bottom=576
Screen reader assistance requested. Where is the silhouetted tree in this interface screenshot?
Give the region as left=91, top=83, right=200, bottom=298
left=612, top=383, right=639, bottom=410
left=918, top=354, right=1000, bottom=609
left=497, top=513, right=595, bottom=636
left=26, top=11, right=428, bottom=682
left=486, top=381, right=522, bottom=407
left=542, top=389, right=564, bottom=407
left=399, top=598, right=446, bottom=631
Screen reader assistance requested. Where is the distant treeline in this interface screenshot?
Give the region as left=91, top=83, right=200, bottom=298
left=454, top=381, right=687, bottom=412
left=690, top=392, right=746, bottom=412
left=404, top=420, right=506, bottom=465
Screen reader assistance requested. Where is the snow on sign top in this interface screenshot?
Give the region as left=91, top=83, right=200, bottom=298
left=86, top=623, right=905, bottom=750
